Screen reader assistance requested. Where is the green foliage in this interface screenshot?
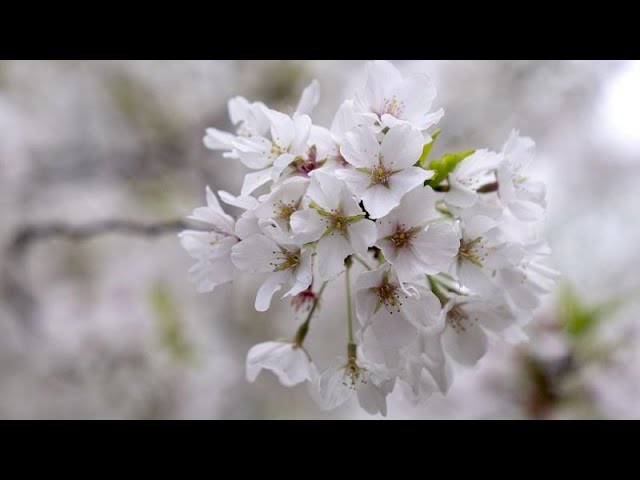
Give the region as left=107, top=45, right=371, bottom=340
left=417, top=129, right=441, bottom=167
left=149, top=281, right=193, bottom=362
left=559, top=284, right=622, bottom=338
left=425, top=150, right=475, bottom=188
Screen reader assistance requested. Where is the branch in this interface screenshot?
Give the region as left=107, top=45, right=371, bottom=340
left=8, top=219, right=191, bottom=256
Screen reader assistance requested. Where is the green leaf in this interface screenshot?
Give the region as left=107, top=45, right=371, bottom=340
left=149, top=281, right=193, bottom=362
left=417, top=129, right=441, bottom=167
left=425, top=149, right=475, bottom=188
left=559, top=284, right=623, bottom=338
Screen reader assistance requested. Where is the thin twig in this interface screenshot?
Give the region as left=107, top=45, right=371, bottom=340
left=8, top=219, right=191, bottom=256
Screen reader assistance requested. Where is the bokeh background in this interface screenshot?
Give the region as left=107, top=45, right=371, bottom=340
left=0, top=60, right=638, bottom=419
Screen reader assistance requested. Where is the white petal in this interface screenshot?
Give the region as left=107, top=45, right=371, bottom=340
left=295, top=79, right=320, bottom=116
left=230, top=234, right=279, bottom=272
left=341, top=126, right=380, bottom=168
left=380, top=124, right=424, bottom=170
left=240, top=168, right=273, bottom=196
left=255, top=271, right=288, bottom=312
left=394, top=75, right=437, bottom=125
left=361, top=184, right=400, bottom=219
left=347, top=219, right=377, bottom=257
left=335, top=168, right=371, bottom=199
left=203, top=127, right=235, bottom=150
left=371, top=308, right=416, bottom=349
left=267, top=109, right=295, bottom=150
left=411, top=223, right=460, bottom=274
left=443, top=321, right=488, bottom=366
left=387, top=167, right=433, bottom=201
left=316, top=234, right=354, bottom=281
left=356, top=380, right=388, bottom=416
left=290, top=209, right=328, bottom=243
left=317, top=363, right=353, bottom=410
left=246, top=341, right=312, bottom=386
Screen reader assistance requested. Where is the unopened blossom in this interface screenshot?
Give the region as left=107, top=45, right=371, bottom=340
left=178, top=186, right=239, bottom=293
left=338, top=124, right=433, bottom=218
left=375, top=185, right=459, bottom=284
left=354, top=60, right=444, bottom=132
left=246, top=340, right=316, bottom=387
left=290, top=170, right=376, bottom=280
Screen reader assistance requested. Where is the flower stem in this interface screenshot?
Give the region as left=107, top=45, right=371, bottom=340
left=353, top=255, right=373, bottom=271
left=428, top=275, right=449, bottom=306
left=345, top=258, right=355, bottom=346
left=293, top=281, right=328, bottom=347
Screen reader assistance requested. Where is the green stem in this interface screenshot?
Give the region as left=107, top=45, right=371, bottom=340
left=353, top=255, right=373, bottom=271
left=346, top=261, right=355, bottom=345
left=293, top=281, right=328, bottom=347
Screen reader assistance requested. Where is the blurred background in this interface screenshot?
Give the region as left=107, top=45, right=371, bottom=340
left=0, top=60, right=638, bottom=419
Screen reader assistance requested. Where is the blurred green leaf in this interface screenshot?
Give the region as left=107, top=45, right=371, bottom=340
left=425, top=150, right=474, bottom=188
left=149, top=282, right=193, bottom=362
left=560, top=284, right=622, bottom=338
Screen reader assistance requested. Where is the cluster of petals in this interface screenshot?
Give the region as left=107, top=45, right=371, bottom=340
left=180, top=61, right=558, bottom=416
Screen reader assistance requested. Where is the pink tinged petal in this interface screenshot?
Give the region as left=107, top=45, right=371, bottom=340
left=335, top=168, right=371, bottom=198
left=203, top=127, right=235, bottom=150
left=371, top=308, right=416, bottom=349
left=380, top=124, right=424, bottom=170
left=419, top=108, right=444, bottom=130
left=295, top=79, right=320, bottom=116
left=316, top=234, right=354, bottom=281
left=347, top=219, right=377, bottom=257
left=341, top=126, right=380, bottom=168
left=255, top=271, right=289, bottom=312
left=290, top=209, right=327, bottom=243
left=240, top=168, right=273, bottom=196
left=443, top=321, right=488, bottom=366
left=387, top=167, right=433, bottom=204
left=230, top=233, right=279, bottom=273
left=361, top=184, right=401, bottom=219
left=393, top=75, right=437, bottom=122
left=356, top=380, right=388, bottom=417
left=411, top=223, right=460, bottom=274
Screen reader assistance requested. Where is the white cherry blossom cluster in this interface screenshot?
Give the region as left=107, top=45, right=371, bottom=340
left=179, top=61, right=558, bottom=416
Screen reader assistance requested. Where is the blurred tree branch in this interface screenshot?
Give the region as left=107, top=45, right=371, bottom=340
left=8, top=219, right=192, bottom=257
